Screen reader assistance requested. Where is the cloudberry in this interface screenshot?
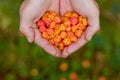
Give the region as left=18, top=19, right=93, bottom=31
left=63, top=38, right=71, bottom=46
left=60, top=31, right=67, bottom=39
left=39, top=26, right=47, bottom=32
left=64, top=11, right=72, bottom=18
left=36, top=10, right=88, bottom=50
left=75, top=30, right=83, bottom=37
left=70, top=17, right=78, bottom=25
left=36, top=20, right=45, bottom=27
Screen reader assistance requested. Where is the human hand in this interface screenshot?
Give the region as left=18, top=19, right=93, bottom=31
left=19, top=0, right=61, bottom=57
left=60, top=0, right=100, bottom=58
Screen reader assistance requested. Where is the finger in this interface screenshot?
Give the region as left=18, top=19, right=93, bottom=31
left=60, top=0, right=74, bottom=15
left=34, top=28, right=61, bottom=57
left=48, top=0, right=59, bottom=13
left=62, top=33, right=87, bottom=58
left=85, top=9, right=100, bottom=41
left=19, top=16, right=34, bottom=42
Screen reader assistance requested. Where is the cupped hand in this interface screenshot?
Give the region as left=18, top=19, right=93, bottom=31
left=60, top=0, right=100, bottom=58
left=19, top=0, right=61, bottom=57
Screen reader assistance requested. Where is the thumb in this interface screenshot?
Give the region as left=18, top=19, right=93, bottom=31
left=19, top=17, right=34, bottom=42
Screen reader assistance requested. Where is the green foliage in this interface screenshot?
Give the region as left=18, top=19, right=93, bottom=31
left=0, top=0, right=120, bottom=80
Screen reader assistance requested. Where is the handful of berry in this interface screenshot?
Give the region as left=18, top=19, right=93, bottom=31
left=36, top=11, right=88, bottom=50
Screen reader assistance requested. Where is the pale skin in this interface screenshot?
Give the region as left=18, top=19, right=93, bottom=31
left=19, top=0, right=100, bottom=58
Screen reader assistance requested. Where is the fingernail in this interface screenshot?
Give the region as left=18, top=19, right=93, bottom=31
left=27, top=37, right=32, bottom=42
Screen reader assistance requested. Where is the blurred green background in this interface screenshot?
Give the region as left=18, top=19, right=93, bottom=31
left=0, top=0, right=120, bottom=80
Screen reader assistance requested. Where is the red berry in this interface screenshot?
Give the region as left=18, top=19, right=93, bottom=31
left=39, top=26, right=47, bottom=32
left=36, top=20, right=45, bottom=27
left=70, top=17, right=78, bottom=25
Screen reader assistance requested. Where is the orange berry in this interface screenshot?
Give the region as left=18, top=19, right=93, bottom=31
left=70, top=17, right=78, bottom=25
left=42, top=32, right=49, bottom=39
left=63, top=38, right=71, bottom=46
left=54, top=35, right=61, bottom=43
left=71, top=12, right=79, bottom=18
left=59, top=24, right=66, bottom=31
left=50, top=22, right=56, bottom=28
left=71, top=25, right=78, bottom=32
left=61, top=16, right=69, bottom=22
left=69, top=72, right=79, bottom=80
left=59, top=62, right=68, bottom=72
left=39, top=26, right=47, bottom=32
left=81, top=25, right=86, bottom=30
left=98, top=76, right=106, bottom=80
left=82, top=18, right=88, bottom=27
left=54, top=29, right=60, bottom=36
left=70, top=35, right=77, bottom=42
left=54, top=16, right=61, bottom=24
left=49, top=10, right=57, bottom=16
left=64, top=20, right=71, bottom=27
left=48, top=14, right=55, bottom=21
left=42, top=15, right=48, bottom=21
left=77, top=22, right=83, bottom=30
left=60, top=77, right=67, bottom=80
left=60, top=31, right=67, bottom=39
left=79, top=16, right=83, bottom=22
left=67, top=31, right=74, bottom=37
left=49, top=39, right=54, bottom=45
left=58, top=42, right=64, bottom=50
left=30, top=68, right=38, bottom=77
left=66, top=26, right=71, bottom=31
left=47, top=28, right=54, bottom=35
left=82, top=59, right=90, bottom=69
left=49, top=34, right=55, bottom=39
left=54, top=42, right=59, bottom=46
left=75, top=30, right=83, bottom=37
left=64, top=11, right=72, bottom=18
